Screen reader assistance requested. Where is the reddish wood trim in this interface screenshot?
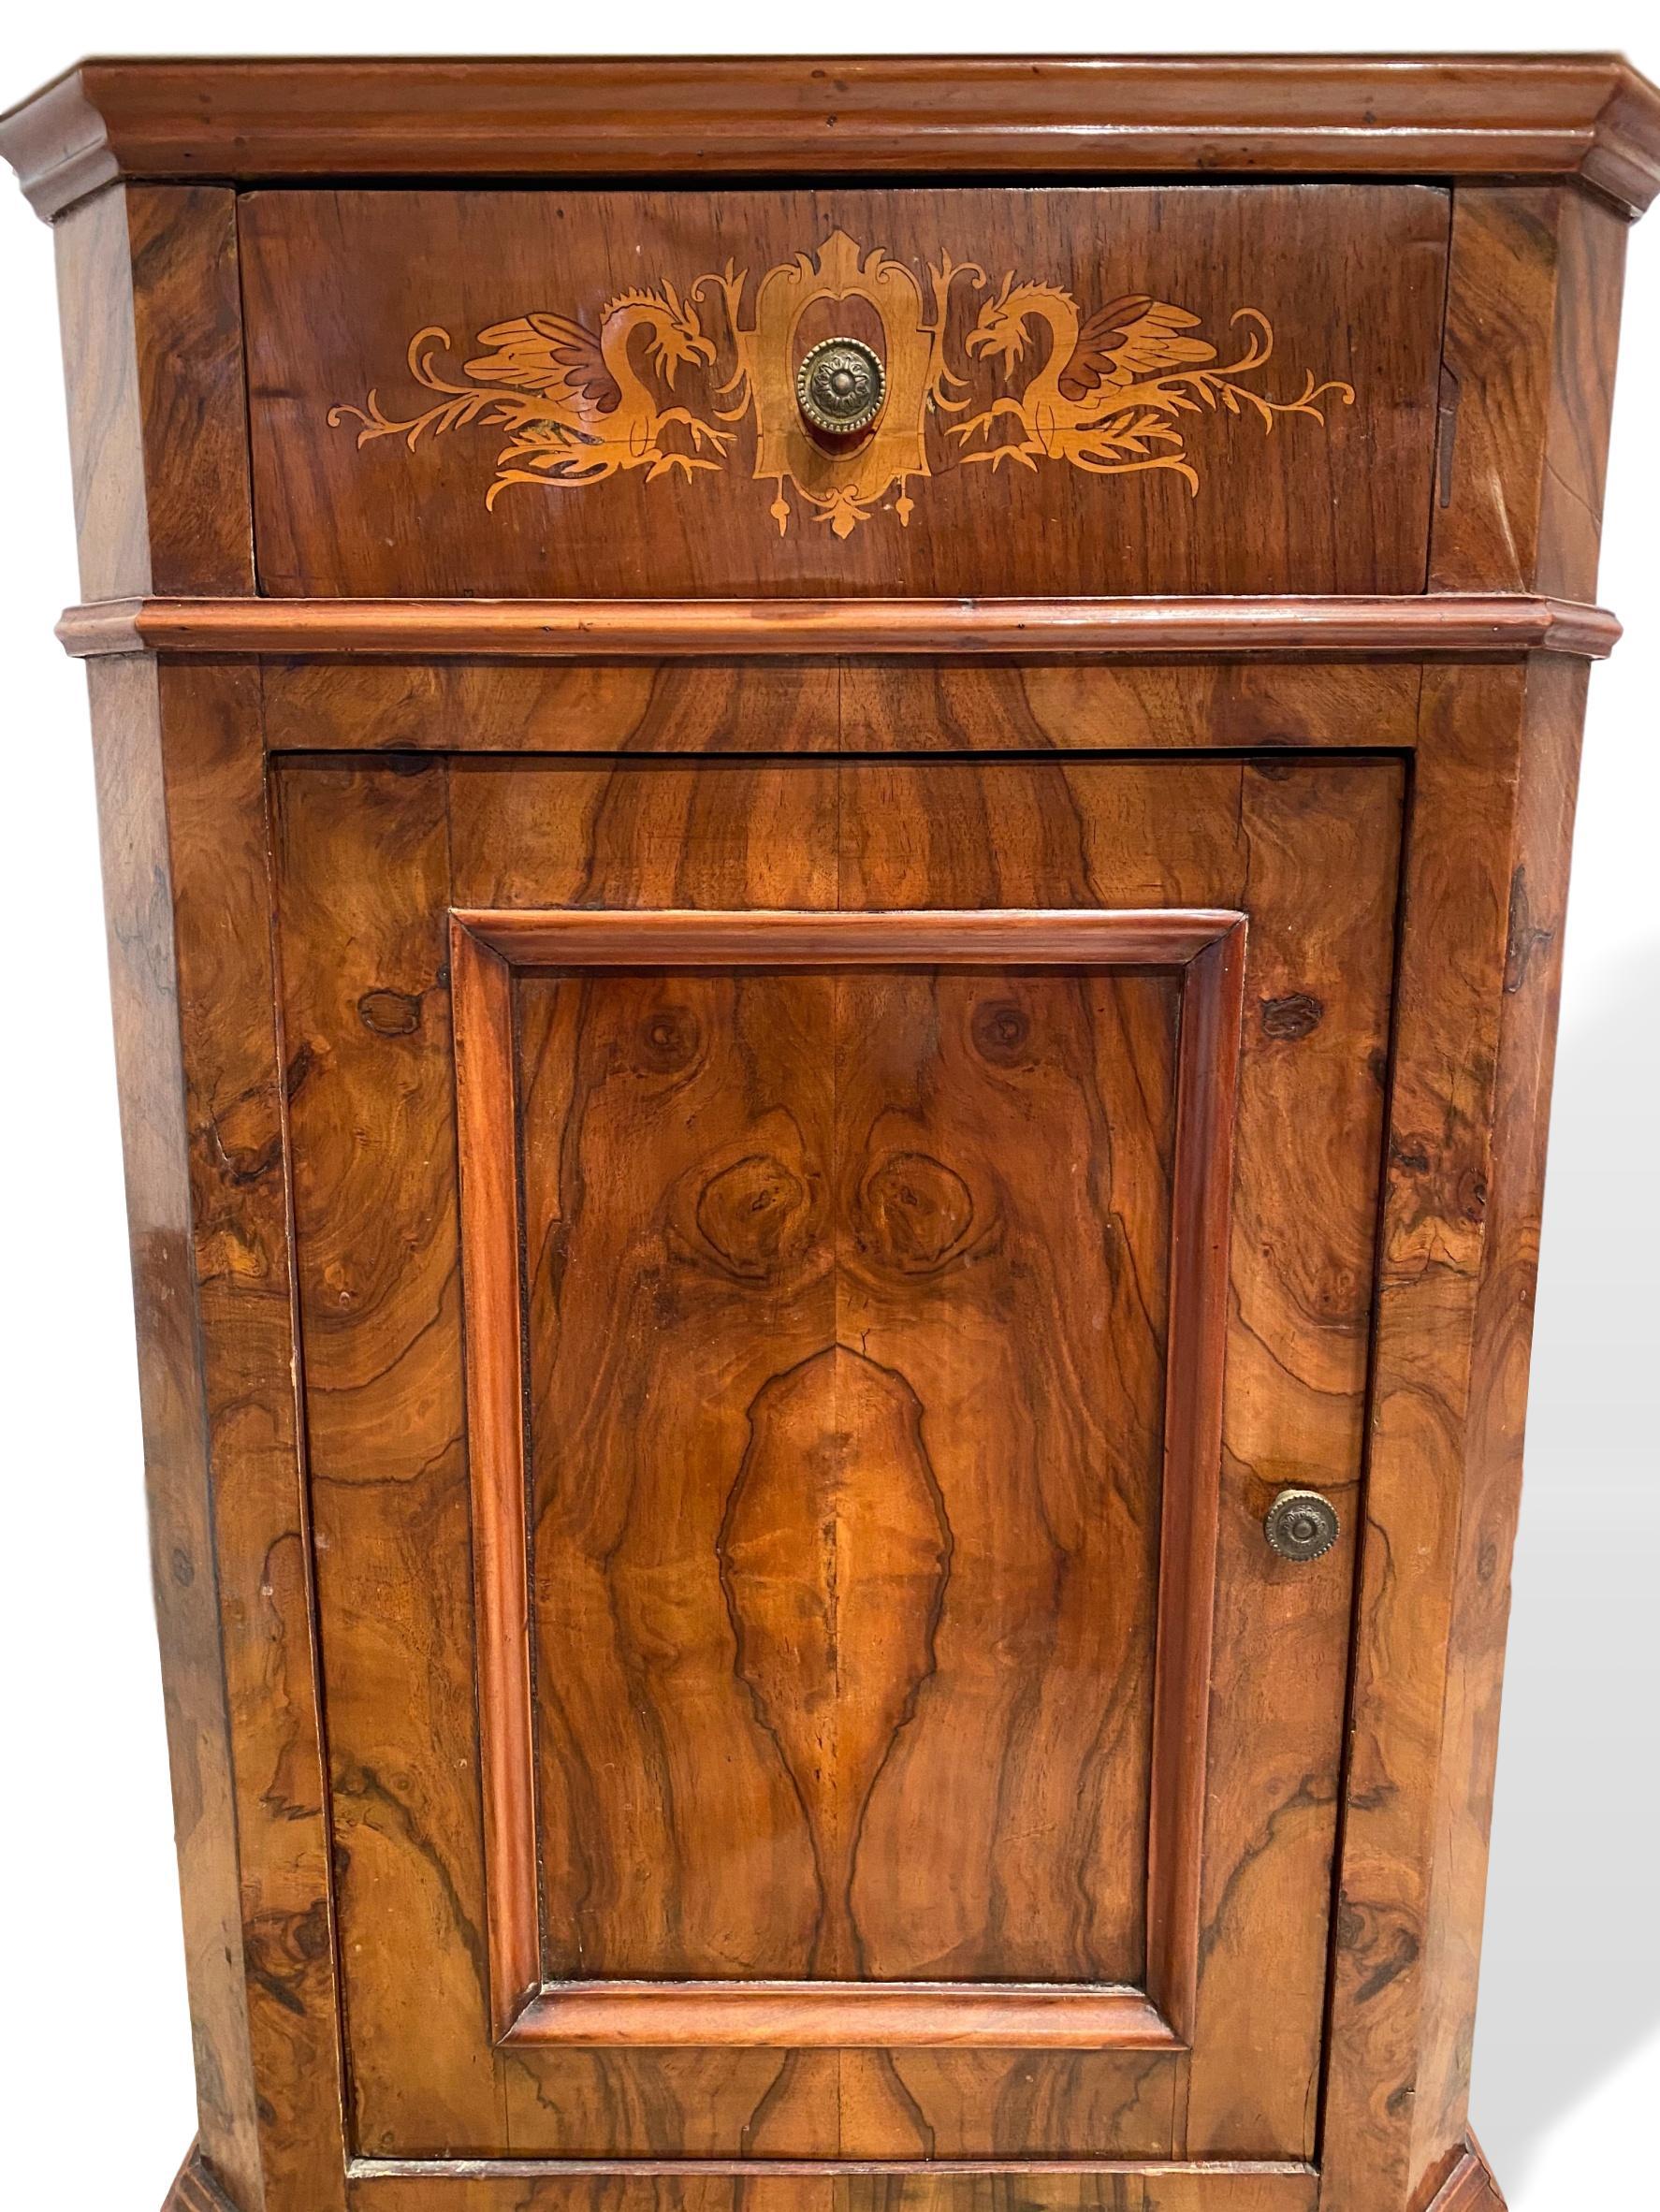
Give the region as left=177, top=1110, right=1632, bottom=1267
left=459, top=907, right=1243, bottom=970
left=349, top=2157, right=1315, bottom=2180
left=1146, top=920, right=1247, bottom=2044
left=5, top=55, right=1659, bottom=220
left=506, top=1980, right=1180, bottom=2051
left=449, top=918, right=541, bottom=2039
left=54, top=594, right=1624, bottom=662
left=161, top=2144, right=241, bottom=2212
left=452, top=904, right=1243, bottom=2050
left=1421, top=2137, right=1507, bottom=2212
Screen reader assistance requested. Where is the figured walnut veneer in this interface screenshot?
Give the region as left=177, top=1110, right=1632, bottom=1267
left=451, top=909, right=1244, bottom=2050
left=1, top=49, right=1647, bottom=2212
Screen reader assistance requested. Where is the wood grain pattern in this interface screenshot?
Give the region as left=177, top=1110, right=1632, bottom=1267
left=255, top=661, right=1422, bottom=759
left=1318, top=662, right=1582, bottom=2212
left=1432, top=185, right=1628, bottom=600
left=1179, top=758, right=1401, bottom=2161
left=238, top=185, right=1445, bottom=601
left=462, top=908, right=1242, bottom=966
left=10, top=51, right=1645, bottom=2212
left=269, top=750, right=1400, bottom=2160
left=350, top=2161, right=1315, bottom=2180
left=54, top=190, right=149, bottom=598
left=276, top=756, right=499, bottom=2156
left=1419, top=2138, right=1506, bottom=2212
left=510, top=1986, right=1177, bottom=2051
left=153, top=663, right=348, bottom=2211
left=51, top=183, right=254, bottom=598
left=85, top=659, right=348, bottom=2212
left=1148, top=922, right=1246, bottom=2047
left=838, top=757, right=1402, bottom=2164
left=6, top=55, right=1659, bottom=218
left=54, top=595, right=1623, bottom=662
left=1405, top=661, right=1586, bottom=2194
left=450, top=924, right=539, bottom=2038
left=341, top=2163, right=1319, bottom=2212
left=452, top=908, right=1239, bottom=2047
left=162, top=2144, right=241, bottom=2212
left=87, top=656, right=264, bottom=2207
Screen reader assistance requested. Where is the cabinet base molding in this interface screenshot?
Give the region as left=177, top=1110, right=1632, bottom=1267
left=162, top=2147, right=240, bottom=2212
left=354, top=2161, right=1317, bottom=2180
left=1422, top=2140, right=1506, bottom=2212
left=167, top=2144, right=1502, bottom=2212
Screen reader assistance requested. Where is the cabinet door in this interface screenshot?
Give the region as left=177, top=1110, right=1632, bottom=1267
left=276, top=751, right=1401, bottom=2169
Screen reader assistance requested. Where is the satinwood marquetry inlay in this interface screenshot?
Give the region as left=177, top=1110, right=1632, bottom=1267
left=330, top=228, right=1354, bottom=538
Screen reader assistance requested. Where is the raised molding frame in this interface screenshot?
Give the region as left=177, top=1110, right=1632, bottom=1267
left=449, top=906, right=1245, bottom=2051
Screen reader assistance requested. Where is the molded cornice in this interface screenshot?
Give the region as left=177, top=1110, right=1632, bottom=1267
left=3, top=54, right=1660, bottom=220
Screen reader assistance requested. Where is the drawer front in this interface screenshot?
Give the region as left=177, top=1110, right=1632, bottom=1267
left=240, top=183, right=1448, bottom=598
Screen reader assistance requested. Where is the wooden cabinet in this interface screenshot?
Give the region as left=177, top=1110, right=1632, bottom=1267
left=4, top=52, right=1655, bottom=2212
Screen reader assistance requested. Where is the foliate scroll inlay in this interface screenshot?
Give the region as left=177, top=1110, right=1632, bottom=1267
left=328, top=229, right=1356, bottom=540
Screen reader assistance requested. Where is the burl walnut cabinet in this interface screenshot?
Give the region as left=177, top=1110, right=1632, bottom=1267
left=3, top=50, right=1655, bottom=2212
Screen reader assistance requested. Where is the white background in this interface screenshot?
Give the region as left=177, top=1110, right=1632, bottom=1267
left=1, top=8, right=1655, bottom=2209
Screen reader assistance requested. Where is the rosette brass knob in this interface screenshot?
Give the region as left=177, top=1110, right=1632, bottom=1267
left=1263, top=1489, right=1340, bottom=1563
left=797, top=336, right=886, bottom=435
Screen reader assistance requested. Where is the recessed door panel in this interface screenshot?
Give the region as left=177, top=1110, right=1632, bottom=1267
left=517, top=958, right=1178, bottom=1988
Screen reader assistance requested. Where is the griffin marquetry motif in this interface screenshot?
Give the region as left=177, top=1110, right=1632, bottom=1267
left=328, top=284, right=734, bottom=499
left=329, top=228, right=1356, bottom=537
left=953, top=280, right=1352, bottom=484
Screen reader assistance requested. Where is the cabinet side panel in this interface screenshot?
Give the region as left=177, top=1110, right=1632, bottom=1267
left=156, top=662, right=350, bottom=2210
left=1319, top=661, right=1587, bottom=2212
left=1534, top=195, right=1627, bottom=603
left=53, top=184, right=256, bottom=599
left=1431, top=185, right=1627, bottom=599
left=86, top=656, right=262, bottom=2207
left=1405, top=656, right=1589, bottom=2192
left=125, top=186, right=259, bottom=594
left=57, top=194, right=151, bottom=598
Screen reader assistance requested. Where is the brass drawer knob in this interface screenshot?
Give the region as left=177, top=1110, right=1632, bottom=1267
left=797, top=336, right=886, bottom=435
left=1263, top=1488, right=1340, bottom=1563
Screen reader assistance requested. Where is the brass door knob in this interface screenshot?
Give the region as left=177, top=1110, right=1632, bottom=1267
left=1263, top=1489, right=1340, bottom=1563
left=797, top=336, right=886, bottom=434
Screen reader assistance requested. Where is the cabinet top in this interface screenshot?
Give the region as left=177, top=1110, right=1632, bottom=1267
left=4, top=52, right=1660, bottom=221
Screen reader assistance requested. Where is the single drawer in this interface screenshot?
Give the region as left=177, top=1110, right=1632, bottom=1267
left=240, top=182, right=1448, bottom=600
